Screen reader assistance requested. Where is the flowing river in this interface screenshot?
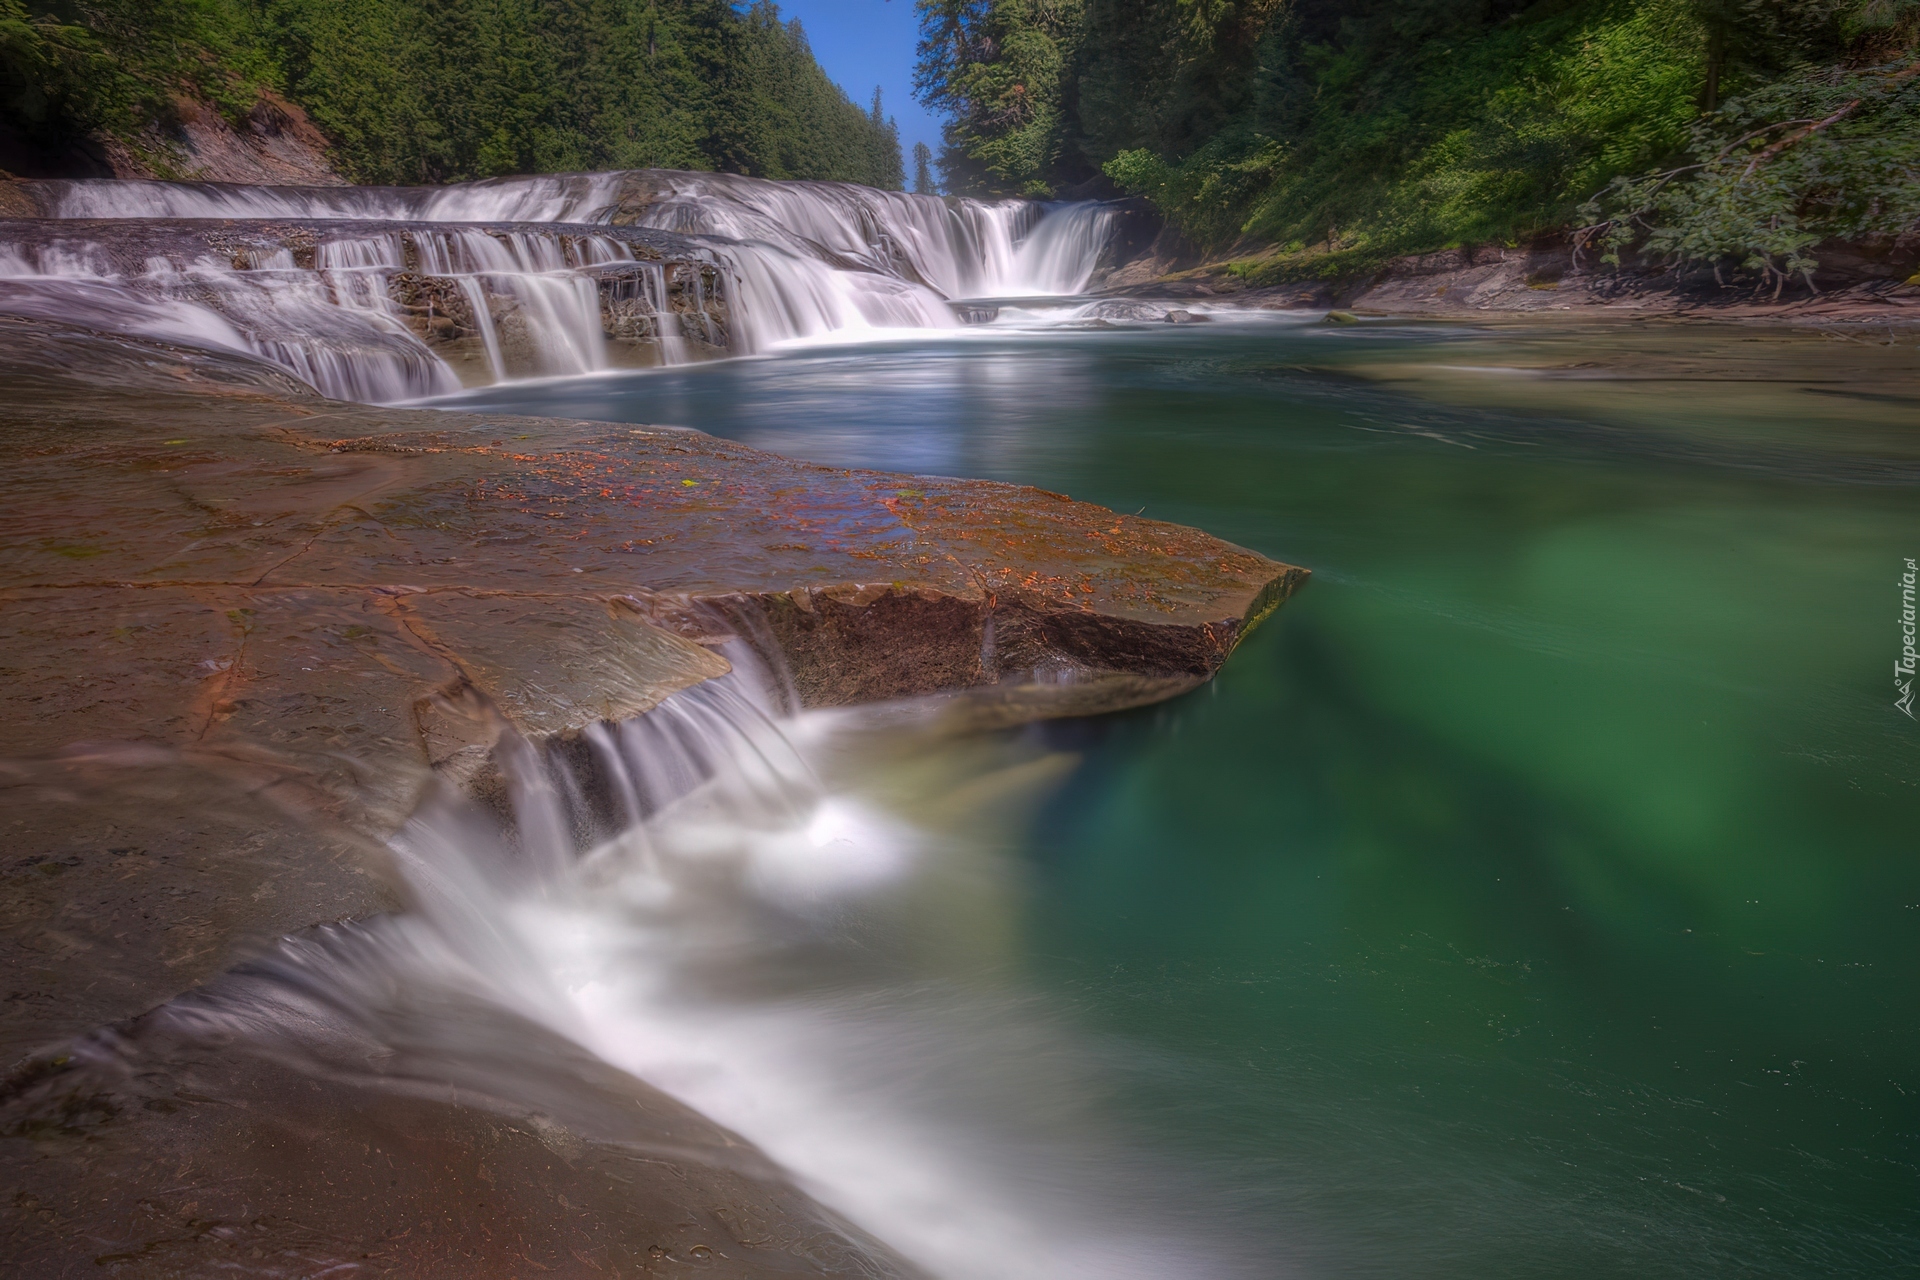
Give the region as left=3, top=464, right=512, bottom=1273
left=430, top=318, right=1920, bottom=1278
left=5, top=173, right=1917, bottom=1277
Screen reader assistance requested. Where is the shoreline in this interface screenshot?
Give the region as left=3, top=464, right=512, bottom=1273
left=1096, top=222, right=1920, bottom=328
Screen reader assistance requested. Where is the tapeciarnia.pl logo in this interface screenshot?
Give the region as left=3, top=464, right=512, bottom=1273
left=1899, top=557, right=1917, bottom=719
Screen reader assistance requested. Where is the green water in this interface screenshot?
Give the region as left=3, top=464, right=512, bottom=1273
left=443, top=318, right=1920, bottom=1276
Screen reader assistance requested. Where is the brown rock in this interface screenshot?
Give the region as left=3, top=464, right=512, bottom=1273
left=0, top=947, right=919, bottom=1277
left=0, top=314, right=1305, bottom=1065
left=0, top=314, right=1303, bottom=1278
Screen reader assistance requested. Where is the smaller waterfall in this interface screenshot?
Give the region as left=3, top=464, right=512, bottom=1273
left=622, top=176, right=1119, bottom=352
left=707, top=239, right=959, bottom=350
left=1006, top=202, right=1118, bottom=297
left=172, top=645, right=1227, bottom=1280
left=628, top=171, right=1115, bottom=303
left=410, top=229, right=612, bottom=379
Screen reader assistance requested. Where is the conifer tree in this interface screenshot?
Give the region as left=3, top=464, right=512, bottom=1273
left=0, top=0, right=908, bottom=189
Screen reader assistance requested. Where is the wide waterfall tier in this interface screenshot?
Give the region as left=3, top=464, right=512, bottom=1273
left=0, top=170, right=1125, bottom=403
left=0, top=213, right=737, bottom=404
left=0, top=219, right=727, bottom=402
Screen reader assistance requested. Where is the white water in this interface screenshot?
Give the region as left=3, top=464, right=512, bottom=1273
left=36, top=171, right=633, bottom=224
left=214, top=653, right=1238, bottom=1280
left=0, top=225, right=700, bottom=401
left=1, top=170, right=1120, bottom=400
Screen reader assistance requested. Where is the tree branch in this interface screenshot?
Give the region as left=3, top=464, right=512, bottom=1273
left=1739, top=59, right=1920, bottom=180
left=1739, top=101, right=1861, bottom=178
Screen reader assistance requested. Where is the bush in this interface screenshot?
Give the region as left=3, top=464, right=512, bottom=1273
left=1582, top=55, right=1920, bottom=288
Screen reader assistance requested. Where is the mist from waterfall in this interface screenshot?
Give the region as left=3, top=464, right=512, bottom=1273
left=0, top=171, right=1121, bottom=402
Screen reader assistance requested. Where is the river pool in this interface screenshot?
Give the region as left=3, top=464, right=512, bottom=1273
left=430, top=315, right=1920, bottom=1278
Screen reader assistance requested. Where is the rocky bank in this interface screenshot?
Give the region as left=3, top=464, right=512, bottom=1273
left=0, top=315, right=1302, bottom=1274
left=1122, top=230, right=1920, bottom=324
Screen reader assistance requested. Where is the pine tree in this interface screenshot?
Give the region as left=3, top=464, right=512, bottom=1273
left=2, top=0, right=910, bottom=188
left=913, top=140, right=936, bottom=193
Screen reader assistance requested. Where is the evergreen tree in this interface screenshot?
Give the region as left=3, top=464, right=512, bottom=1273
left=1, top=0, right=908, bottom=189
left=913, top=140, right=936, bottom=193
left=867, top=87, right=907, bottom=189
left=913, top=0, right=1082, bottom=195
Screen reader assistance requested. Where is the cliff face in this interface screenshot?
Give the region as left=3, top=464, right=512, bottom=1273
left=1, top=88, right=344, bottom=186
left=99, top=90, right=346, bottom=186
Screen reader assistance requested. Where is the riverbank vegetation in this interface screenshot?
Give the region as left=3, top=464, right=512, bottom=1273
left=914, top=0, right=1920, bottom=282
left=0, top=0, right=904, bottom=187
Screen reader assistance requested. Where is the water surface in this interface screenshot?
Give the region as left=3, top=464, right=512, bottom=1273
left=437, top=317, right=1920, bottom=1277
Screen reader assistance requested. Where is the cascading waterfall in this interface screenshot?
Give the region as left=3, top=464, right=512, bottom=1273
left=628, top=173, right=1117, bottom=350
left=0, top=222, right=699, bottom=402
left=192, top=649, right=1225, bottom=1280
left=32, top=171, right=633, bottom=224
left=0, top=170, right=1122, bottom=403
left=628, top=170, right=1113, bottom=300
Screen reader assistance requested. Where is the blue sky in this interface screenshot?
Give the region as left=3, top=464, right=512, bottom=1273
left=775, top=0, right=944, bottom=185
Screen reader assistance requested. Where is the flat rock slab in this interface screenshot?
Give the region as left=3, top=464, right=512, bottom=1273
left=0, top=316, right=1304, bottom=1058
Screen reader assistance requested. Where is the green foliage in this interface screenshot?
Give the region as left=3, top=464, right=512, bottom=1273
left=1583, top=54, right=1920, bottom=286
left=1089, top=0, right=1706, bottom=263
left=912, top=139, right=937, bottom=192
left=914, top=0, right=1083, bottom=195
left=3, top=0, right=904, bottom=187
left=0, top=1, right=119, bottom=137
left=1248, top=0, right=1704, bottom=259
left=2, top=0, right=280, bottom=170
left=1104, top=130, right=1287, bottom=245
left=702, top=7, right=905, bottom=185
left=1072, top=0, right=1281, bottom=163
left=924, top=0, right=1918, bottom=278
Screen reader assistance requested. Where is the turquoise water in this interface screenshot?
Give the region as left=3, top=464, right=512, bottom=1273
left=440, top=319, right=1920, bottom=1276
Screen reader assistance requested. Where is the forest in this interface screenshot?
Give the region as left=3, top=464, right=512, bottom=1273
left=914, top=0, right=1920, bottom=282
left=0, top=0, right=905, bottom=187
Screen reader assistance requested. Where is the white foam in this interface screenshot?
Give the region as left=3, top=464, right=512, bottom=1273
left=6, top=172, right=1124, bottom=397
left=336, top=662, right=1239, bottom=1279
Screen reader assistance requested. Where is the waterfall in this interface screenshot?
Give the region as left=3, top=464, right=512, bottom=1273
left=0, top=170, right=1123, bottom=402
left=31, top=171, right=632, bottom=224
left=625, top=170, right=1111, bottom=299
left=0, top=231, right=463, bottom=403
left=177, top=650, right=1219, bottom=1280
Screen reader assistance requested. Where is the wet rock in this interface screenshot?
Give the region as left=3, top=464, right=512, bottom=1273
left=0, top=181, right=37, bottom=218
left=0, top=946, right=920, bottom=1277
left=0, top=313, right=1304, bottom=1057
left=0, top=314, right=1302, bottom=1278
left=1162, top=308, right=1203, bottom=324
left=1081, top=299, right=1164, bottom=323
